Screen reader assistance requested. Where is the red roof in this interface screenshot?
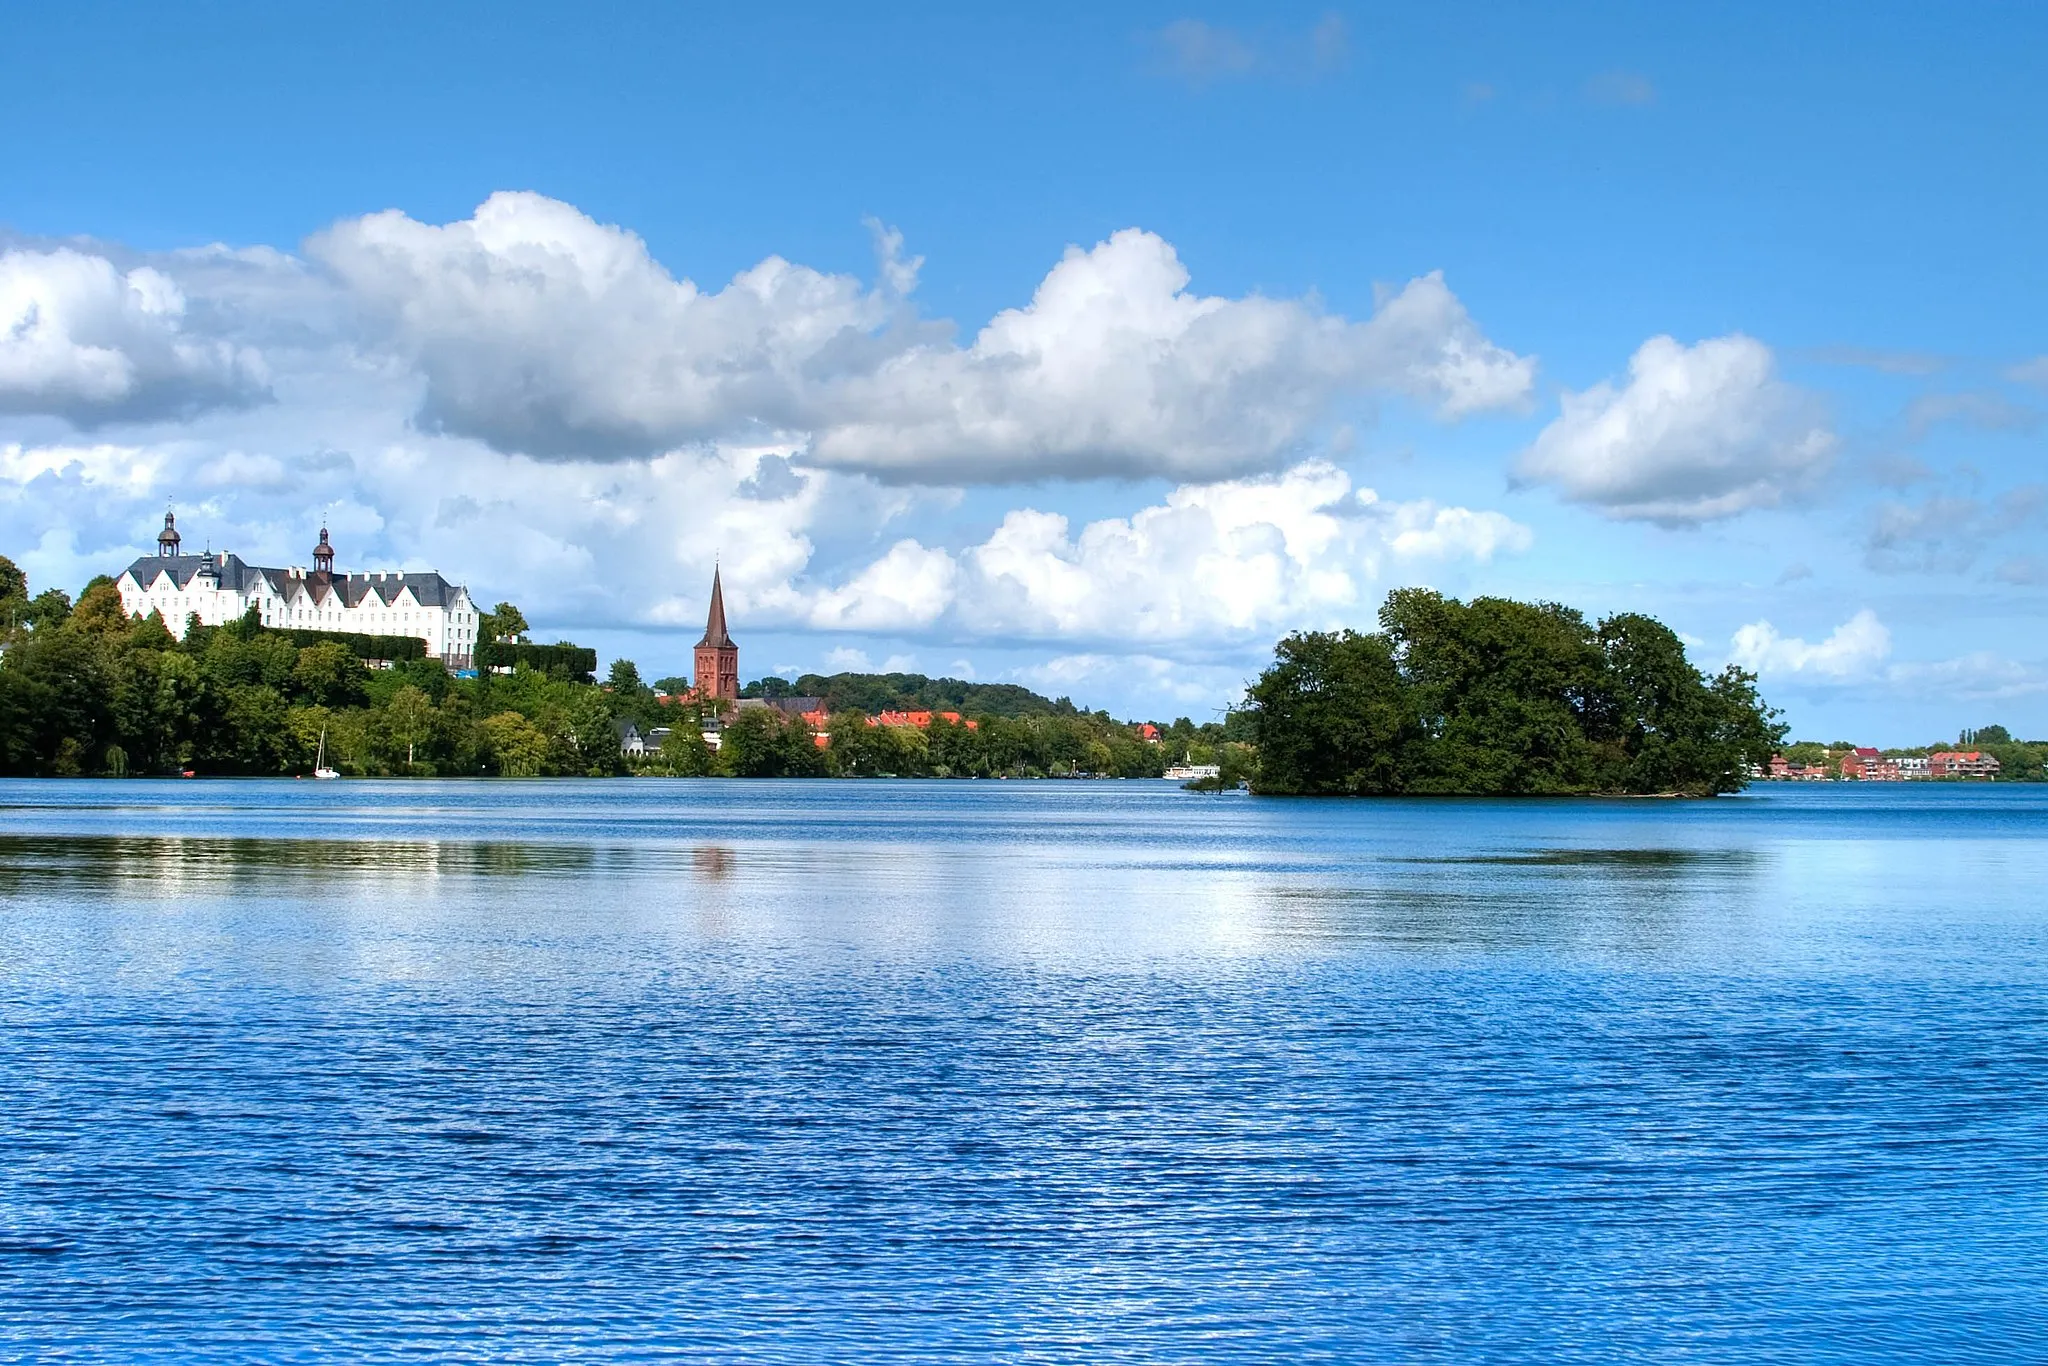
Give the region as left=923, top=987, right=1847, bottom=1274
left=867, top=710, right=977, bottom=730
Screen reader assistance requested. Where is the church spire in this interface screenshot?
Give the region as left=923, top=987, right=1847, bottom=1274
left=698, top=564, right=733, bottom=648
left=693, top=563, right=739, bottom=701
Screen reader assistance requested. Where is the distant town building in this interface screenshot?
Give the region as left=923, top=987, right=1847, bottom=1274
left=1928, top=750, right=2001, bottom=778
left=693, top=565, right=740, bottom=702
left=614, top=721, right=673, bottom=757
left=739, top=696, right=829, bottom=727
left=116, top=511, right=480, bottom=666
left=1895, top=756, right=1931, bottom=779
left=1839, top=747, right=1904, bottom=781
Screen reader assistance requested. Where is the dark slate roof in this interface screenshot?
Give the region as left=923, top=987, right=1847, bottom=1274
left=335, top=572, right=464, bottom=609
left=123, top=553, right=270, bottom=593
left=121, top=555, right=465, bottom=608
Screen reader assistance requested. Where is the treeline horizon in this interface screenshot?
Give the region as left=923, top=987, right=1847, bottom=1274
left=0, top=555, right=1214, bottom=778
left=6, top=554, right=2023, bottom=792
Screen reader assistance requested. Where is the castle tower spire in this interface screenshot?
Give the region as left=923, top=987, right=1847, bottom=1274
left=312, top=525, right=335, bottom=575
left=157, top=507, right=182, bottom=558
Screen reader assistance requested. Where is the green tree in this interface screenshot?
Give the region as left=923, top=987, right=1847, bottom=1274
left=479, top=601, right=529, bottom=645
left=925, top=715, right=987, bottom=777
left=23, top=588, right=72, bottom=631
left=291, top=642, right=372, bottom=708
left=386, top=684, right=434, bottom=769
left=658, top=723, right=714, bottom=776
left=1593, top=612, right=1779, bottom=794
left=719, top=707, right=825, bottom=777
left=69, top=578, right=129, bottom=636
left=480, top=710, right=550, bottom=776
left=0, top=629, right=109, bottom=773
left=1245, top=629, right=1418, bottom=794
left=1249, top=591, right=1782, bottom=797
left=208, top=685, right=293, bottom=773
left=608, top=658, right=646, bottom=693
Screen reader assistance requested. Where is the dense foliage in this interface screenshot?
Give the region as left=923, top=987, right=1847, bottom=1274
left=274, top=628, right=427, bottom=661
left=476, top=640, right=598, bottom=681
left=0, top=561, right=618, bottom=777
left=619, top=694, right=1167, bottom=782
left=1247, top=589, right=1784, bottom=796
left=0, top=557, right=1171, bottom=780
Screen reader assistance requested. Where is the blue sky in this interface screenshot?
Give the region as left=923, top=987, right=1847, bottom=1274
left=3, top=1, right=2044, bottom=739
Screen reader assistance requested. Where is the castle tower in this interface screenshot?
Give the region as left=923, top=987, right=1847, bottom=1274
left=694, top=565, right=740, bottom=701
left=312, top=525, right=335, bottom=575
left=157, top=509, right=181, bottom=557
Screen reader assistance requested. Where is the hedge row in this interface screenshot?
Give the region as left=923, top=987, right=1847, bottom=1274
left=275, top=628, right=428, bottom=661
left=477, top=640, right=597, bottom=681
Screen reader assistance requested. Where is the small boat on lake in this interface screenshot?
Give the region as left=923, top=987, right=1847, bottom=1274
left=313, top=729, right=340, bottom=780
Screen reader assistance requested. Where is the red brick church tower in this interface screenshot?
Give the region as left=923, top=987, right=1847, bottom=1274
left=693, top=565, right=740, bottom=701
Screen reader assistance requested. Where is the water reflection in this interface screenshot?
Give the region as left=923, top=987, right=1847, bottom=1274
left=692, top=845, right=736, bottom=880
left=0, top=828, right=1791, bottom=971
left=1402, top=846, right=1766, bottom=869
left=0, top=833, right=602, bottom=888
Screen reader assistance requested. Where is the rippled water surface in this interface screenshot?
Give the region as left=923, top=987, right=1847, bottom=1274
left=3, top=779, right=2046, bottom=1362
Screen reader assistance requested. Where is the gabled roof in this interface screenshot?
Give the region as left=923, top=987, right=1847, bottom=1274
left=123, top=553, right=271, bottom=594
left=336, top=573, right=464, bottom=609
left=121, top=555, right=467, bottom=610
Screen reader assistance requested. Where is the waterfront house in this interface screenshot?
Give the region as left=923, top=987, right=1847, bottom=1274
left=1928, top=750, right=2001, bottom=778
left=1839, top=747, right=1903, bottom=780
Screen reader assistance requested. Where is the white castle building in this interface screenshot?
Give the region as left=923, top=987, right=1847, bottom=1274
left=116, top=511, right=481, bottom=668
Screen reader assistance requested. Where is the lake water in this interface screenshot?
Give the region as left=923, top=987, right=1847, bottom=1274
left=2, top=779, right=2045, bottom=1362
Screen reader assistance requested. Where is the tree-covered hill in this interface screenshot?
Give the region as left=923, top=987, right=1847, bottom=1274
left=740, top=671, right=1080, bottom=718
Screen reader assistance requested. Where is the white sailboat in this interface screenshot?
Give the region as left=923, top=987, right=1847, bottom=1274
left=313, top=728, right=340, bottom=780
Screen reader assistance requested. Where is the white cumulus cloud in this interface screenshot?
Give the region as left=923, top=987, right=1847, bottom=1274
left=1516, top=334, right=1834, bottom=524
left=0, top=248, right=268, bottom=423
left=310, top=191, right=894, bottom=460
left=312, top=193, right=1533, bottom=481
left=775, top=459, right=1531, bottom=644
left=804, top=540, right=960, bottom=632
left=1729, top=609, right=1891, bottom=680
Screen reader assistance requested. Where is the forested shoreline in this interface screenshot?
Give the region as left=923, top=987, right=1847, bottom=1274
left=0, top=558, right=1201, bottom=778
left=6, top=558, right=1999, bottom=796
